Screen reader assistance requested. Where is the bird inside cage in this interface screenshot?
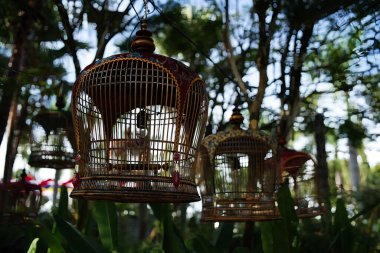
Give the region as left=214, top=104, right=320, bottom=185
left=106, top=108, right=151, bottom=164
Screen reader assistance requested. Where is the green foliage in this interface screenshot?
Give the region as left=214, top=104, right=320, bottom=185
left=192, top=234, right=217, bottom=253
left=57, top=186, right=70, bottom=221
left=261, top=220, right=290, bottom=253
left=233, top=247, right=251, bottom=253
left=25, top=185, right=106, bottom=253
left=338, top=120, right=366, bottom=148
left=277, top=182, right=299, bottom=246
left=297, top=219, right=330, bottom=253
left=214, top=222, right=234, bottom=252
left=261, top=182, right=300, bottom=253
left=331, top=198, right=353, bottom=253
left=54, top=214, right=107, bottom=253
left=138, top=1, right=223, bottom=76
left=34, top=222, right=65, bottom=253
left=92, top=201, right=118, bottom=252
left=357, top=166, right=380, bottom=209
left=361, top=73, right=380, bottom=122
left=150, top=204, right=189, bottom=253
left=27, top=238, right=39, bottom=253
left=0, top=223, right=35, bottom=252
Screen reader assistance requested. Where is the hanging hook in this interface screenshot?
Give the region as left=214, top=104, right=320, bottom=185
left=143, top=0, right=148, bottom=21
left=234, top=85, right=241, bottom=106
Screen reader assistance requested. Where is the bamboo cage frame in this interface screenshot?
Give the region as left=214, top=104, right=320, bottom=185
left=279, top=147, right=327, bottom=218
left=70, top=22, right=208, bottom=203
left=198, top=107, right=280, bottom=221
left=0, top=170, right=42, bottom=224
left=29, top=108, right=76, bottom=170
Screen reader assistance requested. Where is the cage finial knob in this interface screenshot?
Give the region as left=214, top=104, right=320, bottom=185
left=229, top=105, right=244, bottom=128
left=131, top=20, right=155, bottom=53
left=56, top=95, right=65, bottom=110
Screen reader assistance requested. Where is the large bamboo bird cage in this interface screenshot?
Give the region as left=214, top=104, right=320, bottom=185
left=70, top=20, right=208, bottom=203
left=0, top=169, right=42, bottom=224
left=278, top=141, right=326, bottom=218
left=197, top=106, right=279, bottom=221
left=29, top=95, right=76, bottom=169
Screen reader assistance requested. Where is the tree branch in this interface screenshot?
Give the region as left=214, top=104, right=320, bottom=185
left=224, top=0, right=250, bottom=102
left=249, top=0, right=279, bottom=130
left=54, top=0, right=81, bottom=76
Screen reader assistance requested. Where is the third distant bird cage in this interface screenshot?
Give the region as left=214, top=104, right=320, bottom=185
left=70, top=20, right=208, bottom=203
left=197, top=106, right=279, bottom=221
left=278, top=143, right=326, bottom=218
left=0, top=169, right=41, bottom=224
left=29, top=95, right=76, bottom=169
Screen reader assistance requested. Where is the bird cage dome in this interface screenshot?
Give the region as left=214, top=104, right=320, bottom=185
left=278, top=142, right=326, bottom=218
left=198, top=106, right=279, bottom=221
left=29, top=95, right=76, bottom=169
left=0, top=170, right=42, bottom=224
left=70, top=20, right=208, bottom=203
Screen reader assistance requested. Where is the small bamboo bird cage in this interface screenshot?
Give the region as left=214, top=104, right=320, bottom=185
left=70, top=20, right=208, bottom=203
left=0, top=169, right=42, bottom=223
left=29, top=96, right=76, bottom=169
left=278, top=141, right=326, bottom=218
left=198, top=106, right=279, bottom=221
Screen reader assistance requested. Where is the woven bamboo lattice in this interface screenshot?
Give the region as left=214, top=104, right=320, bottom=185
left=0, top=170, right=42, bottom=224
left=70, top=21, right=208, bottom=203
left=197, top=107, right=280, bottom=221
left=279, top=146, right=326, bottom=218
left=29, top=96, right=76, bottom=169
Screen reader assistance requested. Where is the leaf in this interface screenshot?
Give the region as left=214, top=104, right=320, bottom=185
left=192, top=235, right=217, bottom=253
left=36, top=223, right=65, bottom=253
left=215, top=222, right=234, bottom=252
left=150, top=203, right=164, bottom=221
left=260, top=222, right=275, bottom=253
left=331, top=198, right=353, bottom=253
left=233, top=247, right=251, bottom=253
left=27, top=238, right=39, bottom=253
left=260, top=221, right=290, bottom=253
left=35, top=237, right=48, bottom=253
left=57, top=186, right=69, bottom=221
left=150, top=204, right=189, bottom=253
left=277, top=182, right=299, bottom=251
left=54, top=214, right=106, bottom=253
left=92, top=201, right=118, bottom=252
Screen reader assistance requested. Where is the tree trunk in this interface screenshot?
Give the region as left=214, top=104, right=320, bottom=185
left=249, top=0, right=278, bottom=130
left=0, top=9, right=31, bottom=155
left=279, top=23, right=314, bottom=140
left=2, top=97, right=17, bottom=182
left=348, top=144, right=360, bottom=191
left=3, top=97, right=29, bottom=182
left=314, top=114, right=331, bottom=214
left=358, top=146, right=370, bottom=185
